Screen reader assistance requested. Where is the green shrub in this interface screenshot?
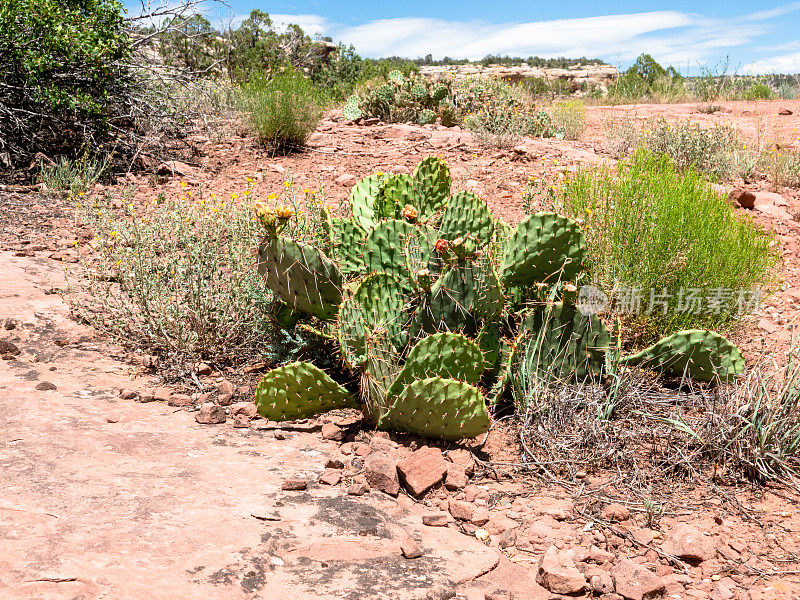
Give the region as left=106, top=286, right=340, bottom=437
left=237, top=70, right=323, bottom=153
left=559, top=150, right=777, bottom=336
left=38, top=153, right=108, bottom=196
left=0, top=0, right=130, bottom=167
left=745, top=82, right=773, bottom=100
left=551, top=100, right=586, bottom=140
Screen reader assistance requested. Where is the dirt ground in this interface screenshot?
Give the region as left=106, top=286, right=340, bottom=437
left=2, top=99, right=800, bottom=599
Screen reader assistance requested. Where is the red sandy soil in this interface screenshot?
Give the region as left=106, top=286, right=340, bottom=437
left=1, top=99, right=800, bottom=599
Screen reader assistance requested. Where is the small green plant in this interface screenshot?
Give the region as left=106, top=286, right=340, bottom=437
left=551, top=100, right=586, bottom=140
left=559, top=150, right=777, bottom=335
left=38, top=153, right=107, bottom=196
left=643, top=499, right=665, bottom=528
left=760, top=148, right=800, bottom=188
left=745, top=82, right=773, bottom=100
left=236, top=70, right=323, bottom=153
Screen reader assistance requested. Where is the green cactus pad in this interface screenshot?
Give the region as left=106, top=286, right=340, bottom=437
left=411, top=83, right=429, bottom=101
left=413, top=157, right=451, bottom=221
left=381, top=174, right=415, bottom=213
left=386, top=332, right=484, bottom=398
left=404, top=224, right=439, bottom=278
left=331, top=218, right=367, bottom=277
left=388, top=69, right=405, bottom=85
left=360, top=329, right=402, bottom=422
left=258, top=236, right=343, bottom=320
left=255, top=362, right=359, bottom=421
left=343, top=95, right=362, bottom=121
left=378, top=377, right=490, bottom=440
left=375, top=84, right=395, bottom=104
left=440, top=191, right=495, bottom=247
left=337, top=273, right=408, bottom=369
left=425, top=257, right=503, bottom=334
left=514, top=301, right=609, bottom=382
left=417, top=109, right=436, bottom=125
left=349, top=173, right=386, bottom=230
left=431, top=83, right=449, bottom=103
left=365, top=219, right=416, bottom=283
left=500, top=212, right=587, bottom=286
left=477, top=322, right=503, bottom=373
left=619, top=329, right=744, bottom=381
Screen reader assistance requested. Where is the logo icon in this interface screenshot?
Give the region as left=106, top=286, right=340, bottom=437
left=577, top=285, right=608, bottom=316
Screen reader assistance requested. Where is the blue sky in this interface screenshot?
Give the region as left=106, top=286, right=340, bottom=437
left=126, top=1, right=800, bottom=74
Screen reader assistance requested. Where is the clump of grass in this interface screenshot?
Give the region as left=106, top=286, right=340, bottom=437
left=236, top=70, right=323, bottom=154
left=551, top=100, right=586, bottom=140
left=38, top=152, right=107, bottom=196
left=760, top=148, right=800, bottom=188
left=559, top=150, right=777, bottom=336
left=611, top=117, right=745, bottom=181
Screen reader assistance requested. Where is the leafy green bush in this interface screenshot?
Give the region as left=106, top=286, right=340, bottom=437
left=745, top=82, right=774, bottom=100
left=0, top=0, right=130, bottom=167
left=559, top=150, right=776, bottom=335
left=236, top=70, right=323, bottom=153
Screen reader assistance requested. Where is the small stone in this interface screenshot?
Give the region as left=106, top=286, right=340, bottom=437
left=731, top=189, right=756, bottom=209
left=449, top=499, right=476, bottom=522
left=446, top=448, right=475, bottom=476
left=196, top=362, right=213, bottom=375
left=195, top=402, right=226, bottom=424
left=35, top=381, right=57, bottom=391
left=232, top=414, right=250, bottom=428
left=216, top=379, right=236, bottom=396
left=319, top=469, right=342, bottom=486
left=475, top=528, right=489, bottom=542
left=325, top=457, right=345, bottom=469
left=0, top=340, right=20, bottom=355
left=353, top=443, right=373, bottom=456
left=591, top=572, right=614, bottom=594
left=364, top=453, right=399, bottom=496
left=422, top=513, right=449, bottom=527
left=168, top=393, right=193, bottom=407
left=217, top=393, right=233, bottom=406
left=397, top=446, right=448, bottom=497
left=3, top=319, right=17, bottom=330
left=400, top=534, right=423, bottom=559
left=274, top=430, right=286, bottom=440
left=612, top=558, right=666, bottom=600
left=106, top=415, right=120, bottom=424
left=370, top=436, right=397, bottom=453
left=347, top=482, right=369, bottom=496
left=321, top=423, right=345, bottom=441
left=470, top=506, right=490, bottom=526
left=336, top=173, right=357, bottom=186
left=445, top=463, right=469, bottom=490
left=119, top=389, right=138, bottom=400
left=281, top=478, right=308, bottom=491
left=152, top=387, right=171, bottom=402
left=779, top=108, right=793, bottom=115
left=536, top=545, right=587, bottom=595
left=231, top=402, right=258, bottom=418
left=138, top=390, right=155, bottom=403
left=600, top=503, right=630, bottom=522
left=661, top=524, right=717, bottom=563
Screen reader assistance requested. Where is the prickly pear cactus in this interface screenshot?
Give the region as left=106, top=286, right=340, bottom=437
left=388, top=69, right=405, bottom=85
left=417, top=109, right=436, bottom=125
left=343, top=95, right=362, bottom=121
left=378, top=377, right=490, bottom=440
left=413, top=157, right=451, bottom=220
left=364, top=219, right=416, bottom=283
left=331, top=218, right=367, bottom=277
left=258, top=237, right=343, bottom=320
left=619, top=329, right=744, bottom=381
left=440, top=191, right=495, bottom=247
left=255, top=362, right=359, bottom=421
left=386, top=332, right=484, bottom=398
left=500, top=212, right=587, bottom=287
left=431, top=83, right=449, bottom=103
left=349, top=173, right=387, bottom=230
left=381, top=174, right=415, bottom=211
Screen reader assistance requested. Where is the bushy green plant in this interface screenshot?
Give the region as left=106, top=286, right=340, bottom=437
left=38, top=153, right=108, bottom=196
left=236, top=70, right=323, bottom=153
left=745, top=82, right=774, bottom=100
left=0, top=0, right=131, bottom=166
left=760, top=148, right=800, bottom=188
left=551, top=100, right=586, bottom=140
left=559, top=150, right=777, bottom=335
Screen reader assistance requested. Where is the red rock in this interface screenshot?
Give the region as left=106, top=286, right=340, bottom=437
left=216, top=380, right=236, bottom=396
left=400, top=533, right=423, bottom=559
left=590, top=570, right=614, bottom=594
left=347, top=482, right=369, bottom=496
left=530, top=496, right=573, bottom=520
left=369, top=436, right=397, bottom=453
left=364, top=454, right=399, bottom=496
left=196, top=362, right=212, bottom=375
left=397, top=446, right=448, bottom=497
left=536, top=545, right=587, bottom=595
left=449, top=499, right=476, bottom=521
left=321, top=423, right=344, bottom=440
left=464, top=484, right=489, bottom=502
left=779, top=108, right=793, bottom=115
left=446, top=448, right=475, bottom=476
left=731, top=188, right=756, bottom=209
left=661, top=524, right=717, bottom=563
left=119, top=389, right=138, bottom=400
left=318, top=469, right=342, bottom=486
left=281, top=478, right=308, bottom=491
left=335, top=174, right=357, bottom=186
left=612, top=558, right=666, bottom=600
left=195, top=403, right=226, bottom=424
left=230, top=402, right=258, bottom=418
left=600, top=503, right=631, bottom=522
left=353, top=443, right=372, bottom=456
left=232, top=414, right=250, bottom=428
left=445, top=463, right=469, bottom=490
left=422, top=513, right=449, bottom=527
left=757, top=318, right=778, bottom=334
left=325, top=456, right=345, bottom=469
left=217, top=393, right=233, bottom=406
left=168, top=393, right=193, bottom=407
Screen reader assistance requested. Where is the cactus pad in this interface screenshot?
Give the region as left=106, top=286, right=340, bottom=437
left=343, top=95, right=362, bottom=121
left=413, top=157, right=451, bottom=221
left=255, top=362, right=359, bottom=421
left=417, top=109, right=436, bottom=125
left=619, top=329, right=744, bottom=381
left=440, top=191, right=494, bottom=247
left=258, top=236, right=343, bottom=320
left=500, top=212, right=587, bottom=286
left=349, top=173, right=386, bottom=230
left=381, top=174, right=415, bottom=212
left=331, top=218, right=367, bottom=277
left=365, top=219, right=416, bottom=283
left=378, top=377, right=490, bottom=440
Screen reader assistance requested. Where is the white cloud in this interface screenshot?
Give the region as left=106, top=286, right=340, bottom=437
left=742, top=51, right=800, bottom=74
left=267, top=14, right=328, bottom=36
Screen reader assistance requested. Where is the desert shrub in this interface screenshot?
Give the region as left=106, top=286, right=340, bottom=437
left=611, top=117, right=747, bottom=181
left=745, top=82, right=774, bottom=100
left=559, top=150, right=777, bottom=335
left=760, top=149, right=800, bottom=188
left=69, top=188, right=281, bottom=362
left=551, top=100, right=586, bottom=140
left=0, top=0, right=131, bottom=168
left=38, top=153, right=108, bottom=196
left=236, top=70, right=323, bottom=153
